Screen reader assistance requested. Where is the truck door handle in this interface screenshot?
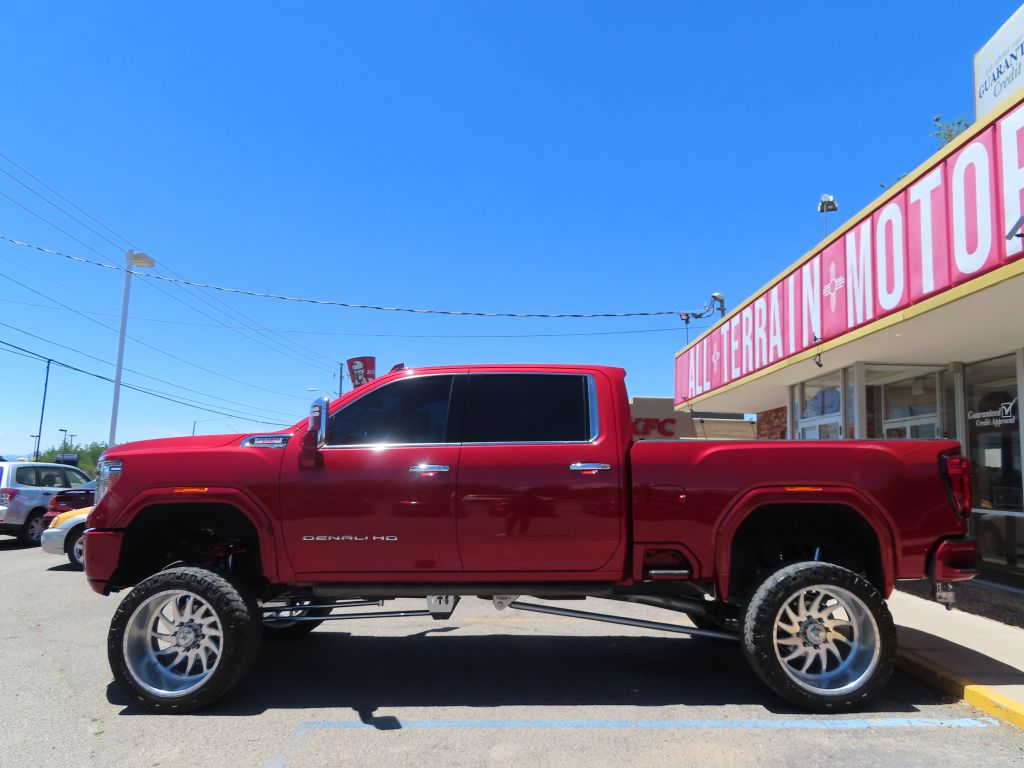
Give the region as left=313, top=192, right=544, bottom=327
left=409, top=464, right=449, bottom=474
left=569, top=463, right=611, bottom=472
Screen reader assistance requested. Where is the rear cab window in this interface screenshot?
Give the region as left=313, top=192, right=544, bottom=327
left=463, top=374, right=596, bottom=443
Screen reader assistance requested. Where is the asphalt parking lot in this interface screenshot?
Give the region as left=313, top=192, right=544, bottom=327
left=3, top=537, right=1024, bottom=768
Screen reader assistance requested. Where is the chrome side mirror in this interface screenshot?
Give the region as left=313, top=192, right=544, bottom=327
left=309, top=397, right=329, bottom=448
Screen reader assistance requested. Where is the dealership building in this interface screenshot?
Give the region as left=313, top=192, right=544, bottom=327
left=674, top=85, right=1024, bottom=590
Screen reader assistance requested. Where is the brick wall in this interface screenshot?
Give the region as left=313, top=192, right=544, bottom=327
left=757, top=406, right=788, bottom=439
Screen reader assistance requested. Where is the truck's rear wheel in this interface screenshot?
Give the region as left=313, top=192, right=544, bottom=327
left=108, top=567, right=261, bottom=712
left=742, top=561, right=895, bottom=712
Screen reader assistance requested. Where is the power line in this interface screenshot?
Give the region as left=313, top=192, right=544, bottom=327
left=0, top=339, right=291, bottom=427
left=0, top=234, right=722, bottom=320
left=2, top=297, right=710, bottom=339
left=0, top=165, right=336, bottom=373
left=0, top=269, right=311, bottom=401
left=0, top=318, right=298, bottom=419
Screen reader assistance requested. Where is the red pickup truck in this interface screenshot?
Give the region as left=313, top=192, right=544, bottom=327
left=85, top=364, right=976, bottom=713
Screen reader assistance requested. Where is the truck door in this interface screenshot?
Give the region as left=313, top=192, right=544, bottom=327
left=280, top=373, right=464, bottom=576
left=455, top=373, right=623, bottom=572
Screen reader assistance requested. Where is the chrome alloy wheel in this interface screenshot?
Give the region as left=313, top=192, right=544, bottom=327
left=772, top=584, right=880, bottom=696
left=123, top=590, right=224, bottom=698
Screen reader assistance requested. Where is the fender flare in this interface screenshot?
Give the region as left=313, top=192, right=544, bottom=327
left=114, top=487, right=290, bottom=583
left=713, top=486, right=898, bottom=600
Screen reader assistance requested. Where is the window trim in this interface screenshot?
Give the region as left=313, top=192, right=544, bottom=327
left=322, top=372, right=602, bottom=448
left=323, top=373, right=459, bottom=449
left=461, top=373, right=600, bottom=446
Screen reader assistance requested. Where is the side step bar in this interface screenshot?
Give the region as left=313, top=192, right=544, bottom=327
left=508, top=600, right=738, bottom=642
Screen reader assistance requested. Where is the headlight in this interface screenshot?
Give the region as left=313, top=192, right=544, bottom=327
left=95, top=459, right=123, bottom=506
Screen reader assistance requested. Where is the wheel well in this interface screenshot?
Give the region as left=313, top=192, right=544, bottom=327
left=727, top=504, right=883, bottom=601
left=114, top=503, right=263, bottom=589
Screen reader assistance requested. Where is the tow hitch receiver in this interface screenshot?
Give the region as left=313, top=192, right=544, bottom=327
left=933, top=581, right=956, bottom=610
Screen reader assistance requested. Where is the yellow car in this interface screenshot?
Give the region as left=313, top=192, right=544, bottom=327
left=40, top=507, right=92, bottom=570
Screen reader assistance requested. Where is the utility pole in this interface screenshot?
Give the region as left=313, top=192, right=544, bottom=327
left=34, top=359, right=50, bottom=461
left=68, top=433, right=76, bottom=448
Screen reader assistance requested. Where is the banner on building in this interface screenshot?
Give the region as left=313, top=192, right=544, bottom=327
left=347, top=356, right=376, bottom=388
left=976, top=5, right=1024, bottom=117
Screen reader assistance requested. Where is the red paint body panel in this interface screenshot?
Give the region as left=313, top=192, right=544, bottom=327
left=84, top=364, right=972, bottom=600
left=630, top=439, right=969, bottom=597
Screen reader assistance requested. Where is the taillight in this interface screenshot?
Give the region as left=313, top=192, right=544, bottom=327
left=0, top=488, right=18, bottom=504
left=942, top=454, right=972, bottom=518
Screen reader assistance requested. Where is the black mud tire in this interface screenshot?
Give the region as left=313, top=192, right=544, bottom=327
left=107, top=567, right=262, bottom=713
left=262, top=603, right=332, bottom=641
left=742, top=561, right=896, bottom=713
left=65, top=524, right=86, bottom=570
left=19, top=509, right=46, bottom=545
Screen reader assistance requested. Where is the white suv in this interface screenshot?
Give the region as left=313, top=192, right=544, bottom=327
left=0, top=462, right=92, bottom=545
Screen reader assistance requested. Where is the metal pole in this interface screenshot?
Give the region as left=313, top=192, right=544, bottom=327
left=109, top=260, right=134, bottom=445
left=338, top=362, right=345, bottom=397
left=192, top=420, right=198, bottom=436
left=34, top=359, right=50, bottom=460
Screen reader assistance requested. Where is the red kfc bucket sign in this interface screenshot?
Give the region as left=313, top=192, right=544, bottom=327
left=347, top=356, right=376, bottom=388
left=676, top=95, right=1024, bottom=405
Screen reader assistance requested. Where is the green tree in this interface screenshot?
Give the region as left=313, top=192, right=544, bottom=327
left=931, top=114, right=970, bottom=147
left=36, top=441, right=108, bottom=477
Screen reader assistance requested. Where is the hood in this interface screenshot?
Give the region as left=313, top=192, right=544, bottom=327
left=106, top=433, right=251, bottom=455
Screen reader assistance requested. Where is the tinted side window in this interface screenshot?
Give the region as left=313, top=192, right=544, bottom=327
left=63, top=468, right=90, bottom=488
left=37, top=468, right=63, bottom=487
left=328, top=376, right=454, bottom=445
left=464, top=374, right=592, bottom=443
left=15, top=467, right=38, bottom=486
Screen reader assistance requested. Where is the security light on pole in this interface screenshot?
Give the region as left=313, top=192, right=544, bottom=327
left=818, top=194, right=838, bottom=237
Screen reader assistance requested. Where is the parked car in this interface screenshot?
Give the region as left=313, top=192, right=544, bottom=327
left=42, top=479, right=96, bottom=529
left=86, top=364, right=976, bottom=713
left=41, top=507, right=91, bottom=569
left=0, top=462, right=92, bottom=545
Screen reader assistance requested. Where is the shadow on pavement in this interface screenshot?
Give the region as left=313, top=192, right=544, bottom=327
left=0, top=537, right=33, bottom=550
left=108, top=629, right=958, bottom=717
left=899, top=625, right=1024, bottom=680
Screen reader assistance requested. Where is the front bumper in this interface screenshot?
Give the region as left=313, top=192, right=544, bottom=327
left=84, top=530, right=123, bottom=594
left=40, top=527, right=68, bottom=555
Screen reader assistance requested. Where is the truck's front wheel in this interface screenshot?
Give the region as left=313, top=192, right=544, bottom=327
left=742, top=561, right=895, bottom=712
left=108, top=567, right=261, bottom=712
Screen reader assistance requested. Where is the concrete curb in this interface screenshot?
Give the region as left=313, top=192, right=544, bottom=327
left=897, top=648, right=1024, bottom=730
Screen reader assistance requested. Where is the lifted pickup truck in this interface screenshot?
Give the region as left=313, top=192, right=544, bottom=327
left=85, top=364, right=977, bottom=713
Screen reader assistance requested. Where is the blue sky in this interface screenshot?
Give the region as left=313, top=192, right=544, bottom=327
left=0, top=1, right=1018, bottom=457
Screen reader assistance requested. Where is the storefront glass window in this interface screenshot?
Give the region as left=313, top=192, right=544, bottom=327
left=965, top=354, right=1023, bottom=586
left=801, top=373, right=841, bottom=419
left=966, top=355, right=1021, bottom=513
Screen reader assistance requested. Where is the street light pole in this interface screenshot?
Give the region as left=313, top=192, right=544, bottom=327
left=59, top=428, right=68, bottom=451
left=109, top=250, right=155, bottom=445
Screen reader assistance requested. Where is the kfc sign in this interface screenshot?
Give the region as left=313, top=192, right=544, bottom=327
left=676, top=97, right=1024, bottom=405
left=347, top=356, right=376, bottom=388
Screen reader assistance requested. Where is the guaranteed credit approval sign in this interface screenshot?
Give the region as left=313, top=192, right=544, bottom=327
left=976, top=5, right=1024, bottom=118
left=675, top=90, right=1024, bottom=406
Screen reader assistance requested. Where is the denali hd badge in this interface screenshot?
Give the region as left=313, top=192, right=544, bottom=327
left=303, top=535, right=398, bottom=542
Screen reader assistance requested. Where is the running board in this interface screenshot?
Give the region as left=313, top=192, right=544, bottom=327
left=508, top=600, right=739, bottom=642
left=263, top=609, right=432, bottom=623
